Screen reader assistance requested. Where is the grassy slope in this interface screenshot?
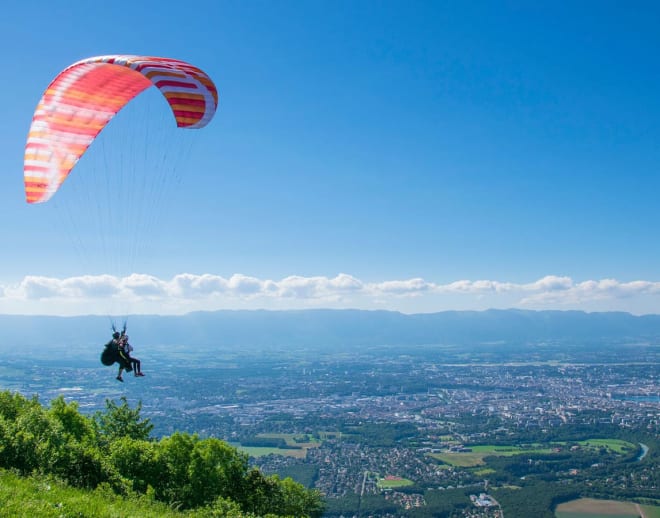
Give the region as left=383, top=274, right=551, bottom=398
left=0, top=469, right=234, bottom=518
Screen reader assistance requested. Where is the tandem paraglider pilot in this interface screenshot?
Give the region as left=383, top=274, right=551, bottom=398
left=101, top=329, right=145, bottom=382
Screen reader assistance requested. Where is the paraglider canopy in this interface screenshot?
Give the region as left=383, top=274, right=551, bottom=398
left=24, top=54, right=218, bottom=204
left=22, top=54, right=218, bottom=319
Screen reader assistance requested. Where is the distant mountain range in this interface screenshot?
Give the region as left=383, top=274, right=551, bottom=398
left=2, top=308, right=660, bottom=350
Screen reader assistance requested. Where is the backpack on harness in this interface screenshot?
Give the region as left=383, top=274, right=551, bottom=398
left=100, top=341, right=132, bottom=371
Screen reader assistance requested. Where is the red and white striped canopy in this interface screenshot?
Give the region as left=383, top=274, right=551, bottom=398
left=24, top=55, right=218, bottom=203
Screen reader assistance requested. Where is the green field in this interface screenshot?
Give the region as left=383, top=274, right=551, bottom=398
left=232, top=444, right=308, bottom=458
left=430, top=439, right=637, bottom=468
left=257, top=433, right=321, bottom=448
left=555, top=498, right=660, bottom=518
left=430, top=452, right=487, bottom=467
left=377, top=477, right=414, bottom=489
left=233, top=433, right=322, bottom=459
left=556, top=514, right=636, bottom=518
left=643, top=505, right=660, bottom=518
left=430, top=444, right=555, bottom=467
left=577, top=439, right=635, bottom=454
left=471, top=444, right=555, bottom=455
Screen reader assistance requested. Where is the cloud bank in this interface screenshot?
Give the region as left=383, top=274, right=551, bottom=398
left=1, top=273, right=660, bottom=316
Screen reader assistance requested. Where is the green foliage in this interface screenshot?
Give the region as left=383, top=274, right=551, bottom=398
left=423, top=487, right=471, bottom=517
left=0, top=391, right=37, bottom=421
left=268, top=464, right=319, bottom=488
left=95, top=396, right=154, bottom=442
left=239, top=468, right=284, bottom=515
left=278, top=476, right=325, bottom=517
left=242, top=437, right=289, bottom=448
left=49, top=396, right=97, bottom=444
left=323, top=494, right=360, bottom=516
left=108, top=436, right=162, bottom=493
left=341, top=422, right=417, bottom=447
left=0, top=468, right=238, bottom=517
left=158, top=433, right=250, bottom=508
left=492, top=481, right=581, bottom=518
left=0, top=390, right=323, bottom=517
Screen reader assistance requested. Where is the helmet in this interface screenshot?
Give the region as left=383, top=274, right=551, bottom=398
left=112, top=332, right=120, bottom=339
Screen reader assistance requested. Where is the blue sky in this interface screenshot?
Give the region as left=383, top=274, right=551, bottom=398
left=2, top=1, right=660, bottom=315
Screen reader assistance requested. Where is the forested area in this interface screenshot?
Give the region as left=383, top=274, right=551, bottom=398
left=0, top=391, right=324, bottom=517
left=339, top=422, right=418, bottom=447
left=492, top=481, right=581, bottom=518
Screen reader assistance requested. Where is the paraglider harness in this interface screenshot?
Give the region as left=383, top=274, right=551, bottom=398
left=100, top=322, right=132, bottom=372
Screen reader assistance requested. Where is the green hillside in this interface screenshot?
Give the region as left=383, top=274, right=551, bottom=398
left=0, top=390, right=324, bottom=517
left=0, top=469, right=243, bottom=517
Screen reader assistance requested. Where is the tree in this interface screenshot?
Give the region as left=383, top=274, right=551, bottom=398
left=0, top=391, right=325, bottom=517
left=187, top=437, right=250, bottom=508
left=239, top=468, right=284, bottom=516
left=49, top=396, right=97, bottom=443
left=95, top=397, right=153, bottom=443
left=279, top=476, right=325, bottom=518
left=155, top=431, right=196, bottom=506
left=108, top=436, right=162, bottom=493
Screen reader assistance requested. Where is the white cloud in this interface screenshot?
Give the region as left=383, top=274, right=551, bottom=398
left=227, top=274, right=265, bottom=296
left=8, top=275, right=121, bottom=300
left=170, top=273, right=229, bottom=297
left=13, top=276, right=62, bottom=299
left=371, top=278, right=431, bottom=295
left=64, top=275, right=121, bottom=297
left=2, top=273, right=660, bottom=316
left=439, top=279, right=516, bottom=293
left=278, top=274, right=363, bottom=299
left=520, top=278, right=660, bottom=306
left=121, top=274, right=167, bottom=297
left=527, top=275, right=574, bottom=292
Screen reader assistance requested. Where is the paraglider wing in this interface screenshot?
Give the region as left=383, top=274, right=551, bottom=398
left=24, top=55, right=218, bottom=204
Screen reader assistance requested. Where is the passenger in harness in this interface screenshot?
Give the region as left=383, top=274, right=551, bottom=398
left=100, top=330, right=132, bottom=381
left=119, top=333, right=145, bottom=378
